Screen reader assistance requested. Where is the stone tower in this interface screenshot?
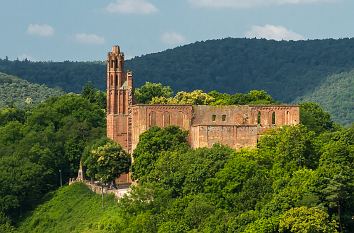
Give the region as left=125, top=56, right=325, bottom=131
left=106, top=45, right=134, bottom=153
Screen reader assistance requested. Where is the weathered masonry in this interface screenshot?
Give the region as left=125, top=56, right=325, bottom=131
left=106, top=45, right=300, bottom=153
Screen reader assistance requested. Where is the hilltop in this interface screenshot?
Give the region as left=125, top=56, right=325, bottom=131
left=0, top=72, right=64, bottom=109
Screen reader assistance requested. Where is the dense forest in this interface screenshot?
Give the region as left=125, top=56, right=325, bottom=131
left=0, top=73, right=63, bottom=109
left=296, top=69, right=354, bottom=126
left=1, top=83, right=353, bottom=232
left=1, top=38, right=353, bottom=124
left=16, top=118, right=354, bottom=232
left=0, top=90, right=106, bottom=232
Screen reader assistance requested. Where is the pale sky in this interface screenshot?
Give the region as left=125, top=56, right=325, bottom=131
left=1, top=0, right=353, bottom=61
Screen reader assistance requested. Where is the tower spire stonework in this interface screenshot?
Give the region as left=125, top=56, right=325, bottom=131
left=106, top=45, right=134, bottom=153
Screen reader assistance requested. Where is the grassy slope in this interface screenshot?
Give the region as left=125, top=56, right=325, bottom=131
left=0, top=72, right=64, bottom=109
left=18, top=183, right=124, bottom=233
left=295, top=70, right=354, bottom=126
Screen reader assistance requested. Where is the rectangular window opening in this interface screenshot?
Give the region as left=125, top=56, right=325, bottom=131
left=212, top=115, right=216, bottom=122
left=222, top=115, right=226, bottom=121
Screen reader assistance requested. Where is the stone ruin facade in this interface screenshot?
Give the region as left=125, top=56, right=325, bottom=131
left=106, top=46, right=300, bottom=183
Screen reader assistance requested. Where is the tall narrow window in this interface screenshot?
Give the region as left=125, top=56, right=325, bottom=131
left=212, top=115, right=216, bottom=122
left=163, top=112, right=171, bottom=127
left=222, top=115, right=226, bottom=121
left=149, top=111, right=156, bottom=127
left=286, top=111, right=290, bottom=124
left=272, top=112, right=276, bottom=125
left=257, top=111, right=261, bottom=125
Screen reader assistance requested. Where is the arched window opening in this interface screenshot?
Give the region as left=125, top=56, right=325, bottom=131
left=272, top=112, right=276, bottom=125
left=257, top=111, right=261, bottom=125
left=212, top=115, right=216, bottom=122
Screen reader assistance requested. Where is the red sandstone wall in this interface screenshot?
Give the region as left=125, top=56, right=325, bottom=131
left=251, top=106, right=300, bottom=134
left=131, top=105, right=193, bottom=151
left=190, top=125, right=255, bottom=149
left=189, top=105, right=299, bottom=149
left=130, top=104, right=300, bottom=152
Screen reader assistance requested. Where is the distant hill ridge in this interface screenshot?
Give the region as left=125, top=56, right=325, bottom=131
left=0, top=38, right=354, bottom=124
left=296, top=69, right=354, bottom=126
left=0, top=72, right=64, bottom=109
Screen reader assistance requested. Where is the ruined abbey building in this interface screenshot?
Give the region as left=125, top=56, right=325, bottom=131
left=106, top=45, right=300, bottom=154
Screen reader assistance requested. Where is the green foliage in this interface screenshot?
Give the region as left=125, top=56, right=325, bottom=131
left=1, top=38, right=354, bottom=124
left=132, top=126, right=189, bottom=181
left=150, top=89, right=275, bottom=106
left=81, top=82, right=106, bottom=109
left=1, top=81, right=352, bottom=232
left=0, top=72, right=64, bottom=109
left=205, top=150, right=272, bottom=212
left=209, top=89, right=275, bottom=105
left=279, top=207, right=338, bottom=233
left=0, top=60, right=105, bottom=93
left=135, top=82, right=173, bottom=104
left=15, top=124, right=354, bottom=233
left=300, top=102, right=335, bottom=134
left=0, top=94, right=105, bottom=224
left=151, top=90, right=215, bottom=105
left=84, top=139, right=131, bottom=183
left=0, top=107, right=25, bottom=126
left=296, top=70, right=354, bottom=126
left=17, top=183, right=124, bottom=233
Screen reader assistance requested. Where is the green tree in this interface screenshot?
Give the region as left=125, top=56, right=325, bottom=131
left=81, top=82, right=106, bottom=109
left=84, top=139, right=131, bottom=184
left=315, top=138, right=354, bottom=232
left=151, top=90, right=215, bottom=105
left=279, top=207, right=338, bottom=233
left=300, top=102, right=334, bottom=134
left=134, top=82, right=173, bottom=104
left=84, top=138, right=131, bottom=208
left=132, top=126, right=189, bottom=181
left=0, top=107, right=25, bottom=126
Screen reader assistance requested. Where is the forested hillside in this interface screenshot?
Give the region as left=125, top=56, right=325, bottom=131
left=0, top=93, right=105, bottom=229
left=296, top=70, right=354, bottom=126
left=0, top=72, right=64, bottom=109
left=1, top=85, right=353, bottom=232
left=0, top=59, right=105, bottom=93
left=1, top=38, right=354, bottom=102
left=17, top=124, right=354, bottom=233
left=1, top=38, right=354, bottom=124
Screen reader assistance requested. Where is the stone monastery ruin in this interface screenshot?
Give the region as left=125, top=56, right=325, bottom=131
left=106, top=45, right=299, bottom=155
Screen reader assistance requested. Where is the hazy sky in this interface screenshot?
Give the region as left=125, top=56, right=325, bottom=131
left=1, top=0, right=353, bottom=61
